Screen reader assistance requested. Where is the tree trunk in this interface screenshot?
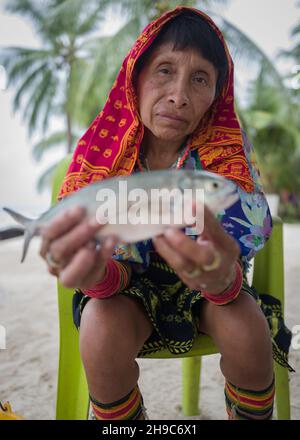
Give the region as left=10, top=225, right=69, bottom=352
left=66, top=112, right=72, bottom=154
left=65, top=37, right=77, bottom=155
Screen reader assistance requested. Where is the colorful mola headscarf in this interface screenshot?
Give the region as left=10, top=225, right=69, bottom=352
left=58, top=6, right=254, bottom=200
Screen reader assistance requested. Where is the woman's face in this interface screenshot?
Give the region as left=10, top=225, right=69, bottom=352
left=136, top=42, right=218, bottom=146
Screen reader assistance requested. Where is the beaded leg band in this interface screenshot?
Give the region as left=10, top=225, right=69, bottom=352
left=89, top=384, right=147, bottom=420
left=225, top=378, right=275, bottom=420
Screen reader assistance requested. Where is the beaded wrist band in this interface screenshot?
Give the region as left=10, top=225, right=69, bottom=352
left=202, top=261, right=243, bottom=306
left=82, top=259, right=131, bottom=299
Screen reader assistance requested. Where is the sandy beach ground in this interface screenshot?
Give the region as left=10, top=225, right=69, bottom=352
left=0, top=225, right=299, bottom=420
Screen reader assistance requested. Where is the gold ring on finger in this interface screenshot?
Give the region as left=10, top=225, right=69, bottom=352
left=183, top=266, right=202, bottom=279
left=202, top=251, right=221, bottom=272
left=45, top=251, right=61, bottom=269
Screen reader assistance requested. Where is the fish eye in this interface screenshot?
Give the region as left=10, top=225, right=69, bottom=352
left=205, top=180, right=221, bottom=192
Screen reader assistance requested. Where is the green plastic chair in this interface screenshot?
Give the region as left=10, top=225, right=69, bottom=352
left=52, top=156, right=291, bottom=420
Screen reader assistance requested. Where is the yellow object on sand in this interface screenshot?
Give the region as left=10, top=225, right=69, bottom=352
left=0, top=401, right=24, bottom=420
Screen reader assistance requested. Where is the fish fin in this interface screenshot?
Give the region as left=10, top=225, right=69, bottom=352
left=2, top=207, right=36, bottom=263
left=2, top=207, right=33, bottom=227
left=21, top=228, right=35, bottom=263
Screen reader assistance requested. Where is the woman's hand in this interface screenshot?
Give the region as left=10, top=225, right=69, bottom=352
left=153, top=205, right=240, bottom=295
left=39, top=206, right=117, bottom=289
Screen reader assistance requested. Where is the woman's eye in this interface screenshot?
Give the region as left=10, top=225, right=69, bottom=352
left=159, top=68, right=170, bottom=75
left=194, top=76, right=208, bottom=86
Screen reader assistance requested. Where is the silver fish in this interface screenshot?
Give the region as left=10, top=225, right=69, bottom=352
left=2, top=169, right=238, bottom=262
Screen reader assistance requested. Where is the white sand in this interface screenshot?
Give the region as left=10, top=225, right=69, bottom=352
left=0, top=225, right=299, bottom=420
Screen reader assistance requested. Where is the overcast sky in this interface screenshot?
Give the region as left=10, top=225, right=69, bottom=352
left=0, top=0, right=299, bottom=225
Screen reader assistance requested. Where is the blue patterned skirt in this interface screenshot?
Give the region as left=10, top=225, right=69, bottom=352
left=72, top=251, right=294, bottom=371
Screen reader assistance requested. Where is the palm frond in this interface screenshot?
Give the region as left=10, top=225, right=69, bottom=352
left=4, top=0, right=45, bottom=25
left=78, top=16, right=141, bottom=106
left=22, top=69, right=55, bottom=134
left=291, top=22, right=300, bottom=38
left=12, top=62, right=48, bottom=111
left=212, top=14, right=296, bottom=114
left=46, top=0, right=106, bottom=37
left=32, top=131, right=78, bottom=161
left=41, top=79, right=57, bottom=133
left=0, top=48, right=52, bottom=83
left=37, top=161, right=61, bottom=193
left=112, top=0, right=229, bottom=21
left=214, top=15, right=283, bottom=84
left=279, top=44, right=300, bottom=62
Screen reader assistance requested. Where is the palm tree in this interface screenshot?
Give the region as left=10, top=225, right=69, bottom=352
left=1, top=0, right=290, bottom=192
left=279, top=14, right=300, bottom=104
left=0, top=0, right=116, bottom=189
left=79, top=0, right=289, bottom=125
left=0, top=0, right=231, bottom=188
left=241, top=64, right=300, bottom=219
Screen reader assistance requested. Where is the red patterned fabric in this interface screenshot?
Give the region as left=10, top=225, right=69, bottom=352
left=58, top=6, right=254, bottom=200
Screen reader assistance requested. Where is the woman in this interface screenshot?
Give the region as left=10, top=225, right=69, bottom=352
left=40, top=7, right=292, bottom=420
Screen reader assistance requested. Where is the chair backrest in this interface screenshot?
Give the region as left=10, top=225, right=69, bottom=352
left=51, top=154, right=72, bottom=205
left=253, top=217, right=285, bottom=311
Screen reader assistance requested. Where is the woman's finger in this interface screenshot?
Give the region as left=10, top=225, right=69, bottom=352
left=78, top=237, right=120, bottom=289
left=39, top=206, right=86, bottom=258
left=153, top=235, right=214, bottom=290
left=59, top=247, right=96, bottom=288
left=163, top=227, right=218, bottom=268
left=45, top=218, right=107, bottom=265
left=58, top=236, right=118, bottom=289
left=100, top=236, right=119, bottom=259
left=153, top=235, right=195, bottom=274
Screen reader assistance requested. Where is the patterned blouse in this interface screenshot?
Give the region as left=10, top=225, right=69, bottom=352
left=112, top=132, right=272, bottom=274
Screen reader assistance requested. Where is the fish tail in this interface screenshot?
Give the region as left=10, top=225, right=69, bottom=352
left=21, top=228, right=35, bottom=263
left=2, top=207, right=32, bottom=227
left=2, top=207, right=36, bottom=262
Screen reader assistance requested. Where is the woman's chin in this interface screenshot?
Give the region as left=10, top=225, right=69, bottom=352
left=152, top=128, right=188, bottom=143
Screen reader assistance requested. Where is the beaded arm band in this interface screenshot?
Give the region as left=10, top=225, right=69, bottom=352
left=202, top=261, right=243, bottom=306
left=82, top=259, right=132, bottom=299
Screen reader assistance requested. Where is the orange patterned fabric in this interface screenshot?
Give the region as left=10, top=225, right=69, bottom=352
left=58, top=6, right=254, bottom=200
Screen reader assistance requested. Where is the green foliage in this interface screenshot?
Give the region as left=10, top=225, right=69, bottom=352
left=241, top=59, right=300, bottom=221
left=3, top=0, right=299, bottom=206
left=32, top=131, right=78, bottom=161
left=1, top=0, right=232, bottom=174
left=78, top=0, right=290, bottom=125
left=36, top=160, right=61, bottom=193
left=0, top=0, right=114, bottom=185
left=0, top=0, right=111, bottom=138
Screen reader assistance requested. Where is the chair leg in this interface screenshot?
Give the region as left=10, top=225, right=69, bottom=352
left=56, top=354, right=89, bottom=420
left=182, top=356, right=202, bottom=416
left=56, top=286, right=90, bottom=420
left=274, top=362, right=291, bottom=420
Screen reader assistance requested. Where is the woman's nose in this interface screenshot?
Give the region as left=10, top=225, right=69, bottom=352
left=168, top=80, right=189, bottom=108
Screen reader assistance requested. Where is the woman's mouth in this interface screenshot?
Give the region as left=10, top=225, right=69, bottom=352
left=157, top=113, right=187, bottom=124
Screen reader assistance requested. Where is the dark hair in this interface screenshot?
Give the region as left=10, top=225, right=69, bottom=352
left=135, top=11, right=229, bottom=98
